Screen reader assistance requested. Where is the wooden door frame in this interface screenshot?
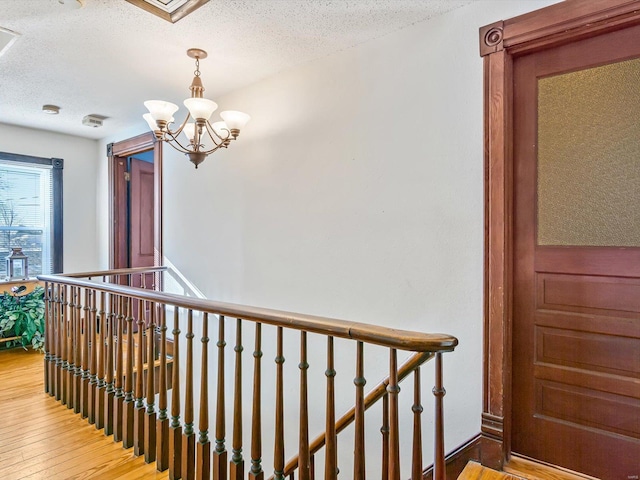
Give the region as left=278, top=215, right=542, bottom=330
left=107, top=132, right=163, bottom=271
left=480, top=0, right=640, bottom=470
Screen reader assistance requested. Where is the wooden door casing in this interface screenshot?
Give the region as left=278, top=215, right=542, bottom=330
left=108, top=132, right=162, bottom=276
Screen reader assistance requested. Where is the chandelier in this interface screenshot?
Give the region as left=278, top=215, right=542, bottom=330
left=143, top=48, right=250, bottom=168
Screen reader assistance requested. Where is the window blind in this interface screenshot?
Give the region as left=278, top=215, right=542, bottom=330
left=0, top=158, right=54, bottom=276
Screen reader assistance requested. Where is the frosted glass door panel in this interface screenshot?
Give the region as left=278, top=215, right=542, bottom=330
left=537, top=58, right=640, bottom=246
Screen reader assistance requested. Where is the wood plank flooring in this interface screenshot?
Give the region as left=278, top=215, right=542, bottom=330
left=458, top=459, right=601, bottom=480
left=459, top=462, right=526, bottom=480
left=504, top=456, right=600, bottom=480
left=0, top=348, right=168, bottom=480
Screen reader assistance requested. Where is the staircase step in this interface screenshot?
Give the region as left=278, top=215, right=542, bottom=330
left=459, top=457, right=601, bottom=480
left=504, top=455, right=600, bottom=480
left=458, top=461, right=524, bottom=480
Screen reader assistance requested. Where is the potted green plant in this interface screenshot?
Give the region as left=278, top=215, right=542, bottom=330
left=0, top=285, right=45, bottom=352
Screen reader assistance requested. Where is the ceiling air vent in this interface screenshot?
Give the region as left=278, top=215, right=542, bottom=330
left=82, top=115, right=104, bottom=128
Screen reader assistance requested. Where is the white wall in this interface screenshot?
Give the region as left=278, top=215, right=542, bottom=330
left=95, top=0, right=560, bottom=473
left=0, top=122, right=99, bottom=273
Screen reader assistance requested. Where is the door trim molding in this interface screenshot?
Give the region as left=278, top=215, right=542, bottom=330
left=480, top=0, right=640, bottom=470
left=107, top=132, right=163, bottom=270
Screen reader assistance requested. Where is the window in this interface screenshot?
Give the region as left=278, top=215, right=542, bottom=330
left=0, top=152, right=63, bottom=277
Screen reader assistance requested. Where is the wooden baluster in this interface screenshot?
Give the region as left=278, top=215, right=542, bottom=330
left=388, top=349, right=400, bottom=480
left=80, top=287, right=91, bottom=418
left=134, top=297, right=146, bottom=455
left=66, top=286, right=75, bottom=410
left=54, top=284, right=63, bottom=401
left=123, top=297, right=135, bottom=448
left=95, top=291, right=106, bottom=430
left=324, top=336, right=337, bottom=480
left=381, top=393, right=389, bottom=480
left=74, top=287, right=83, bottom=414
left=145, top=302, right=157, bottom=463
left=213, top=316, right=227, bottom=479
left=354, top=341, right=366, bottom=480
left=45, top=283, right=54, bottom=395
left=299, top=332, right=310, bottom=480
left=230, top=318, right=244, bottom=480
left=249, top=322, right=263, bottom=480
left=411, top=368, right=423, bottom=480
left=44, top=281, right=51, bottom=394
left=88, top=289, right=98, bottom=424
left=49, top=284, right=57, bottom=397
left=433, top=353, right=445, bottom=480
left=157, top=304, right=170, bottom=471
left=63, top=286, right=71, bottom=407
left=274, top=326, right=285, bottom=480
left=61, top=285, right=70, bottom=406
left=169, top=307, right=182, bottom=480
left=196, top=313, right=211, bottom=480
left=114, top=296, right=126, bottom=442
left=104, top=294, right=116, bottom=435
left=182, top=309, right=196, bottom=480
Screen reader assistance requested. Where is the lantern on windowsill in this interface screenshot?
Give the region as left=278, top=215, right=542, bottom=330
left=6, top=248, right=28, bottom=281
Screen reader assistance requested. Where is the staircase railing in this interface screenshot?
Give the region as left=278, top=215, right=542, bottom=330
left=39, top=268, right=458, bottom=480
left=272, top=351, right=435, bottom=480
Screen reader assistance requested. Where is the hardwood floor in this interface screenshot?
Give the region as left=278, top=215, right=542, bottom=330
left=504, top=455, right=600, bottom=480
left=458, top=459, right=601, bottom=480
left=459, top=462, right=525, bottom=480
left=0, top=348, right=168, bottom=480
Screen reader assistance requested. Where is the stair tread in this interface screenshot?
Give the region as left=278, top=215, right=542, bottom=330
left=458, top=461, right=524, bottom=480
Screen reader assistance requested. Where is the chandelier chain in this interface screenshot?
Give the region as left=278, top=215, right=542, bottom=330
left=194, top=57, right=201, bottom=77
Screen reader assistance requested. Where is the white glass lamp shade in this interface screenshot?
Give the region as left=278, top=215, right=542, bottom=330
left=183, top=123, right=196, bottom=143
left=143, top=113, right=158, bottom=131
left=220, top=111, right=251, bottom=130
left=184, top=98, right=218, bottom=121
left=211, top=121, right=230, bottom=138
left=144, top=100, right=179, bottom=123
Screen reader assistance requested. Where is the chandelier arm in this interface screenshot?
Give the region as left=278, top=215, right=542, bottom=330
left=196, top=135, right=227, bottom=155
left=202, top=123, right=223, bottom=147
left=162, top=132, right=195, bottom=154
left=163, top=130, right=221, bottom=156
left=205, top=120, right=231, bottom=142
left=166, top=112, right=193, bottom=138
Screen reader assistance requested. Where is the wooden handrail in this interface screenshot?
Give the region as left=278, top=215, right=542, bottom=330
left=38, top=274, right=457, bottom=353
left=62, top=266, right=168, bottom=278
left=270, top=351, right=434, bottom=479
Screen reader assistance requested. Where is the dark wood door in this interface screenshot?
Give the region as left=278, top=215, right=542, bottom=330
left=512, top=25, right=640, bottom=479
left=129, top=157, right=155, bottom=289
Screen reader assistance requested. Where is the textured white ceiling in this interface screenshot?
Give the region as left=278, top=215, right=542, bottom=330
left=0, top=0, right=471, bottom=140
